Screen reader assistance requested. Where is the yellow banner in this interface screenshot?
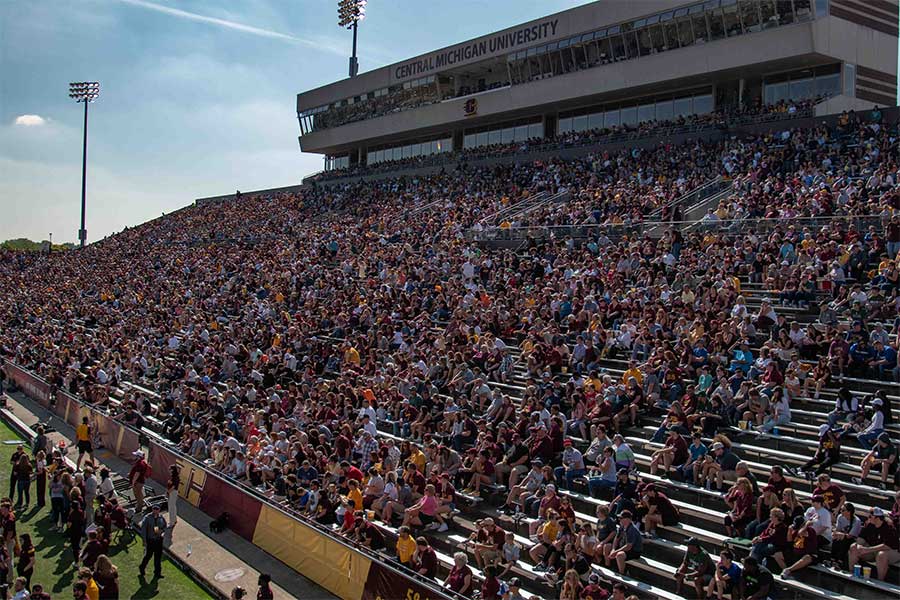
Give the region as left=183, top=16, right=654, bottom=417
left=252, top=505, right=371, bottom=600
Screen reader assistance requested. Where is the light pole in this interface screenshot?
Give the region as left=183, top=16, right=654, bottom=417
left=337, top=0, right=366, bottom=78
left=68, top=81, right=100, bottom=248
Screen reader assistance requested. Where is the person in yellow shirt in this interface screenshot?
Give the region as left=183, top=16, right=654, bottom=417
left=395, top=525, right=417, bottom=565
left=75, top=416, right=94, bottom=471
left=346, top=480, right=364, bottom=514
left=622, top=361, right=643, bottom=387
left=409, top=446, right=427, bottom=474
left=344, top=344, right=361, bottom=366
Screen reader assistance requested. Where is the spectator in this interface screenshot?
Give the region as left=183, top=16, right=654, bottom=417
left=603, top=510, right=642, bottom=575
left=707, top=549, right=741, bottom=600
left=848, top=507, right=900, bottom=581
left=674, top=537, right=715, bottom=598
left=854, top=432, right=897, bottom=489
left=93, top=555, right=119, bottom=600
left=443, top=552, right=472, bottom=596
left=138, top=505, right=166, bottom=579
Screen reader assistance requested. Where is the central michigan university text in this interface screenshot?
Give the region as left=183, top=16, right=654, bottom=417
left=394, top=19, right=560, bottom=80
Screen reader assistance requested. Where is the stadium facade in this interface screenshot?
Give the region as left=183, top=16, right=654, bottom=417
left=297, top=0, right=898, bottom=172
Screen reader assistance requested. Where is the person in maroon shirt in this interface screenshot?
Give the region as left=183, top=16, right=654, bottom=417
left=443, top=552, right=473, bottom=595
left=414, top=537, right=438, bottom=579
left=480, top=565, right=502, bottom=600
left=849, top=507, right=900, bottom=581
left=641, top=486, right=679, bottom=537
left=529, top=427, right=554, bottom=465
left=404, top=462, right=427, bottom=497
left=649, top=428, right=689, bottom=477
left=750, top=507, right=788, bottom=563
left=812, top=474, right=845, bottom=514
left=340, top=461, right=364, bottom=484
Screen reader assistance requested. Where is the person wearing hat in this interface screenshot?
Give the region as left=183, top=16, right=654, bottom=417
left=501, top=576, right=526, bottom=600
left=128, top=450, right=151, bottom=521
left=675, top=537, right=715, bottom=598
left=857, top=397, right=886, bottom=449
left=855, top=431, right=897, bottom=489
left=699, top=440, right=740, bottom=493
left=610, top=467, right=638, bottom=517
left=603, top=510, right=642, bottom=575
left=795, top=424, right=841, bottom=478
left=848, top=506, right=900, bottom=581
left=554, top=439, right=586, bottom=490
left=775, top=513, right=820, bottom=579
left=138, top=504, right=166, bottom=578
left=579, top=571, right=609, bottom=600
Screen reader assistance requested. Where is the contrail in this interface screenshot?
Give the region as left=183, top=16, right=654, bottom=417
left=118, top=0, right=339, bottom=54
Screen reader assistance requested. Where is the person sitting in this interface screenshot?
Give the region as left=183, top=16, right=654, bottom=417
left=724, top=477, right=756, bottom=538
left=749, top=507, right=788, bottom=564
left=776, top=516, right=819, bottom=578
left=602, top=510, right=642, bottom=575
left=675, top=537, right=715, bottom=599
left=848, top=507, right=900, bottom=581
left=829, top=503, right=862, bottom=571
left=707, top=549, right=742, bottom=600
left=854, top=432, right=897, bottom=489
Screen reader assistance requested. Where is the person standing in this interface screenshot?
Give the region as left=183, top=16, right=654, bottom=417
left=16, top=533, right=35, bottom=590
left=34, top=450, right=47, bottom=509
left=83, top=467, right=98, bottom=526
left=138, top=505, right=166, bottom=578
left=97, top=468, right=116, bottom=501
left=78, top=566, right=100, bottom=600
left=32, top=426, right=48, bottom=460
left=68, top=489, right=87, bottom=562
left=8, top=445, right=24, bottom=502
left=128, top=451, right=151, bottom=519
left=166, top=465, right=179, bottom=529
left=256, top=573, right=274, bottom=600
left=13, top=455, right=32, bottom=509
left=75, top=417, right=95, bottom=471
left=93, top=554, right=119, bottom=600
left=1, top=502, right=17, bottom=585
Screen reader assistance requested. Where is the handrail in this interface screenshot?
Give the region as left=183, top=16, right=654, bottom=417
left=468, top=214, right=891, bottom=242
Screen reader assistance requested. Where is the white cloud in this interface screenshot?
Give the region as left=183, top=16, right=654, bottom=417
left=14, top=115, right=47, bottom=127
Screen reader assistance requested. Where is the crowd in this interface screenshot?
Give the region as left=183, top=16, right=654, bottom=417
left=308, top=97, right=825, bottom=185
left=1, top=107, right=899, bottom=600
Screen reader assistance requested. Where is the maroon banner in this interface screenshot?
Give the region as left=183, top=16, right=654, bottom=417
left=197, top=471, right=263, bottom=541
left=148, top=442, right=262, bottom=541
left=363, top=560, right=456, bottom=600
left=4, top=363, right=50, bottom=404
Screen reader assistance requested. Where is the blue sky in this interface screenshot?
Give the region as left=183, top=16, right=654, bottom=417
left=0, top=0, right=590, bottom=243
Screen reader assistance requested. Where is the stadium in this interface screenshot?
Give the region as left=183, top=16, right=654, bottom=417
left=2, top=1, right=900, bottom=600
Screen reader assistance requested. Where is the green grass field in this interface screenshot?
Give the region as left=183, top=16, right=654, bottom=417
left=0, top=421, right=213, bottom=599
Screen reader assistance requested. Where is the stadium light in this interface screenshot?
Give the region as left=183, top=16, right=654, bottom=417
left=68, top=81, right=100, bottom=248
left=337, top=0, right=366, bottom=78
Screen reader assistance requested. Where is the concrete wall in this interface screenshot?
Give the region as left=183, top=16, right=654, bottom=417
left=300, top=13, right=898, bottom=157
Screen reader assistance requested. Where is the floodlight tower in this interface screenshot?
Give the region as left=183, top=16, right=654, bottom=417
left=68, top=81, right=100, bottom=248
left=338, top=0, right=366, bottom=78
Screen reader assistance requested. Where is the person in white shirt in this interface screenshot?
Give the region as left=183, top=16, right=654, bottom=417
left=804, top=496, right=833, bottom=544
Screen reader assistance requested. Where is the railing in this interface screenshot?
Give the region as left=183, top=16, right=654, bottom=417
left=469, top=214, right=892, bottom=244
